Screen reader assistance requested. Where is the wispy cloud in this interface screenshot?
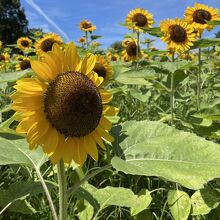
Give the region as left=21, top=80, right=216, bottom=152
left=25, top=0, right=70, bottom=41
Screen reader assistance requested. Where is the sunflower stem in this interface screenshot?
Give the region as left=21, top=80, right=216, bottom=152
left=136, top=30, right=140, bottom=68
left=85, top=31, right=89, bottom=49
left=35, top=165, right=58, bottom=220
left=57, top=159, right=67, bottom=220
left=170, top=52, right=175, bottom=126
left=197, top=47, right=202, bottom=111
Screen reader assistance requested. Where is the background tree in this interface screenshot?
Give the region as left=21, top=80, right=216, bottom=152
left=215, top=31, right=220, bottom=38
left=0, top=0, right=29, bottom=44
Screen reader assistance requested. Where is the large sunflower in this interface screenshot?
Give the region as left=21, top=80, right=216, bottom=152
left=126, top=8, right=154, bottom=31
left=93, top=55, right=113, bottom=85
left=160, top=19, right=197, bottom=53
left=80, top=20, right=96, bottom=32
left=122, top=41, right=142, bottom=61
left=16, top=57, right=31, bottom=71
left=184, top=3, right=220, bottom=31
left=35, top=33, right=63, bottom=56
left=12, top=43, right=118, bottom=166
left=17, top=37, right=32, bottom=50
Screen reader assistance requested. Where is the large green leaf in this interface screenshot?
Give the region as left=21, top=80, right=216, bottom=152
left=115, top=68, right=156, bottom=85
left=75, top=184, right=151, bottom=217
left=0, top=136, right=47, bottom=168
left=111, top=120, right=220, bottom=190
left=0, top=181, right=54, bottom=214
left=167, top=190, right=191, bottom=220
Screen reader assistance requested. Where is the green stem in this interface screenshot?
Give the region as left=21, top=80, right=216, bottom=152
left=136, top=30, right=140, bottom=68
left=35, top=165, right=58, bottom=220
left=67, top=164, right=111, bottom=196
left=170, top=53, right=175, bottom=125
left=197, top=47, right=202, bottom=111
left=85, top=31, right=89, bottom=49
left=57, top=159, right=67, bottom=220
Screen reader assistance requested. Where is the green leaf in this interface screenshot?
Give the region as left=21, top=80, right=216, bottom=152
left=167, top=190, right=191, bottom=220
left=111, top=120, right=220, bottom=190
left=191, top=187, right=220, bottom=215
left=0, top=136, right=47, bottom=167
left=191, top=38, right=220, bottom=49
left=90, top=35, right=102, bottom=40
left=75, top=184, right=151, bottom=216
left=129, top=89, right=151, bottom=102
left=115, top=68, right=156, bottom=85
left=130, top=189, right=152, bottom=216
left=166, top=70, right=188, bottom=89
left=142, top=27, right=163, bottom=37
left=76, top=199, right=94, bottom=220
left=207, top=20, right=220, bottom=26
left=0, top=181, right=55, bottom=214
left=0, top=69, right=32, bottom=83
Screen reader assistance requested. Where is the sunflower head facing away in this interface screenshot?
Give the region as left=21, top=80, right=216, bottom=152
left=35, top=33, right=63, bottom=56
left=122, top=41, right=142, bottom=61
left=126, top=8, right=154, bottom=31
left=17, top=37, right=32, bottom=50
left=160, top=19, right=197, bottom=53
left=93, top=55, right=113, bottom=85
left=80, top=20, right=96, bottom=32
left=12, top=43, right=118, bottom=166
left=16, top=57, right=31, bottom=71
left=185, top=3, right=220, bottom=31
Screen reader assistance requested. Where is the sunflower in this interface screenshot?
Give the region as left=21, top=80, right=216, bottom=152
left=179, top=52, right=195, bottom=61
left=16, top=57, right=31, bottom=71
left=0, top=53, right=10, bottom=63
left=35, top=33, right=63, bottom=56
left=126, top=8, right=154, bottom=31
left=17, top=37, right=32, bottom=50
left=11, top=43, right=118, bottom=166
left=93, top=55, right=113, bottom=85
left=80, top=20, right=96, bottom=32
left=122, top=38, right=133, bottom=47
left=78, top=37, right=87, bottom=44
left=107, top=52, right=119, bottom=62
left=122, top=41, right=142, bottom=61
left=160, top=19, right=197, bottom=53
left=184, top=3, right=220, bottom=31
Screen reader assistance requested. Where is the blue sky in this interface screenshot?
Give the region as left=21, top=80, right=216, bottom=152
left=21, top=0, right=220, bottom=49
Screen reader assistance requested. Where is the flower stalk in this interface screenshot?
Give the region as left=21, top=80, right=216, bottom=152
left=170, top=52, right=175, bottom=125
left=57, top=159, right=67, bottom=220
left=197, top=47, right=202, bottom=111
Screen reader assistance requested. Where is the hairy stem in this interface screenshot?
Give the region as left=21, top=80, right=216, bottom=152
left=57, top=159, right=67, bottom=220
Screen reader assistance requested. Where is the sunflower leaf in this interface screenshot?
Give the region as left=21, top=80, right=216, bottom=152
left=0, top=136, right=47, bottom=167
left=111, top=120, right=220, bottom=190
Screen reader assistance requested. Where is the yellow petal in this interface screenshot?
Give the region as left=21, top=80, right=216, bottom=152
left=83, top=135, right=98, bottom=161
left=81, top=53, right=96, bottom=75
left=65, top=42, right=81, bottom=71
left=31, top=60, right=55, bottom=81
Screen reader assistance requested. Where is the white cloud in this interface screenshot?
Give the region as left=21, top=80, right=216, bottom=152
left=25, top=0, right=70, bottom=41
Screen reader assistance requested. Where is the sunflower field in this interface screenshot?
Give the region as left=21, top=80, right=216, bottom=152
left=1, top=1, right=220, bottom=220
